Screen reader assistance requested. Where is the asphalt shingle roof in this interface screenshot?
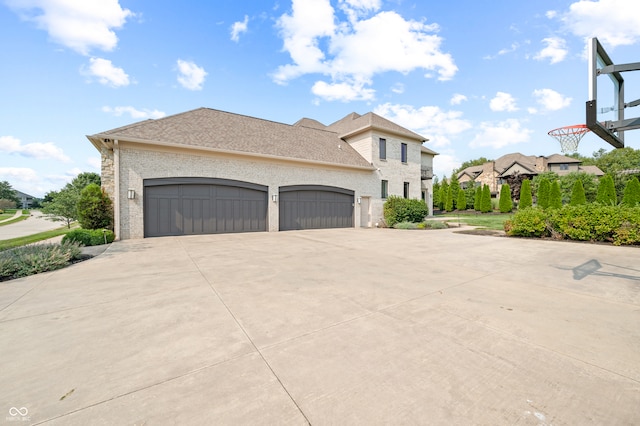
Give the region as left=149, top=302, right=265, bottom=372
left=90, top=108, right=374, bottom=169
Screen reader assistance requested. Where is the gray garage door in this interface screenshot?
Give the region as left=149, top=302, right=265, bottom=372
left=279, top=185, right=354, bottom=231
left=144, top=178, right=267, bottom=237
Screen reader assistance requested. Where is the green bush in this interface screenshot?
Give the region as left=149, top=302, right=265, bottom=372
left=537, top=178, right=550, bottom=209
left=77, top=183, right=113, bottom=230
left=570, top=180, right=587, bottom=206
left=504, top=207, right=548, bottom=237
left=62, top=229, right=115, bottom=246
left=383, top=196, right=428, bottom=227
left=549, top=180, right=562, bottom=209
left=474, top=186, right=482, bottom=211
left=445, top=185, right=454, bottom=212
left=0, top=242, right=82, bottom=280
left=596, top=175, right=617, bottom=205
left=519, top=179, right=532, bottom=209
left=456, top=187, right=467, bottom=210
left=622, top=176, right=640, bottom=207
left=506, top=204, right=640, bottom=245
left=480, top=184, right=492, bottom=213
left=499, top=184, right=512, bottom=213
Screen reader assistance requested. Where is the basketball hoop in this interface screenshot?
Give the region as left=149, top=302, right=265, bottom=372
left=548, top=124, right=590, bottom=153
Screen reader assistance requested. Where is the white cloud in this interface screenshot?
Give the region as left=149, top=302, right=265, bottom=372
left=432, top=152, right=461, bottom=179
left=231, top=15, right=249, bottom=42
left=87, top=157, right=101, bottom=170
left=0, top=167, right=44, bottom=195
left=532, top=88, right=572, bottom=112
left=559, top=0, right=640, bottom=47
left=534, top=37, right=567, bottom=64
left=176, top=59, right=207, bottom=91
left=6, top=0, right=133, bottom=55
left=85, top=57, right=130, bottom=87
left=312, top=79, right=375, bottom=101
left=546, top=10, right=558, bottom=19
left=450, top=93, right=467, bottom=105
left=391, top=83, right=404, bottom=94
left=469, top=119, right=533, bottom=149
left=274, top=0, right=457, bottom=102
left=483, top=42, right=521, bottom=60
left=374, top=103, right=472, bottom=148
left=102, top=106, right=166, bottom=119
left=490, top=92, right=518, bottom=112
left=0, top=135, right=70, bottom=162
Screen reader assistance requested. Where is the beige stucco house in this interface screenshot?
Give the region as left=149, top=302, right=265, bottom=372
left=458, top=153, right=604, bottom=194
left=87, top=108, right=437, bottom=239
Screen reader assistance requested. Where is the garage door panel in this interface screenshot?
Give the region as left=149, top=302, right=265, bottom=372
left=144, top=180, right=267, bottom=237
left=279, top=186, right=353, bottom=231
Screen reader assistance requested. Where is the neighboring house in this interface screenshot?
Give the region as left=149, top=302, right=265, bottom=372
left=14, top=190, right=35, bottom=209
left=457, top=153, right=604, bottom=194
left=87, top=108, right=437, bottom=239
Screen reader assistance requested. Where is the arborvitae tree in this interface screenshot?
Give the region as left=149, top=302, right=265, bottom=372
left=622, top=176, right=640, bottom=206
left=498, top=184, right=513, bottom=213
left=449, top=173, right=461, bottom=209
left=549, top=180, right=562, bottom=209
left=481, top=184, right=492, bottom=213
left=474, top=186, right=482, bottom=211
left=570, top=179, right=587, bottom=206
left=596, top=174, right=617, bottom=205
left=438, top=180, right=448, bottom=210
left=445, top=185, right=454, bottom=212
left=519, top=179, right=532, bottom=209
left=432, top=178, right=440, bottom=209
left=537, top=178, right=550, bottom=209
left=456, top=187, right=467, bottom=210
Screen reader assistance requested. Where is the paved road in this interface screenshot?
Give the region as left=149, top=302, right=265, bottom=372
left=1, top=228, right=638, bottom=424
left=0, top=210, right=67, bottom=240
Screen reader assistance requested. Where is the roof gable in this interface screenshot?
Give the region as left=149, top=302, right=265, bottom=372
left=327, top=112, right=427, bottom=142
left=89, top=108, right=373, bottom=169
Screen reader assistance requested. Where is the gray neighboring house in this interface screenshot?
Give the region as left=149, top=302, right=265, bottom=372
left=87, top=108, right=438, bottom=240
left=15, top=190, right=35, bottom=209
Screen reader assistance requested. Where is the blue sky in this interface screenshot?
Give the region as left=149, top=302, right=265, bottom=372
left=1, top=0, right=639, bottom=197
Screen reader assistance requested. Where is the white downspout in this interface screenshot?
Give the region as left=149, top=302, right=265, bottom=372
left=113, top=139, right=120, bottom=240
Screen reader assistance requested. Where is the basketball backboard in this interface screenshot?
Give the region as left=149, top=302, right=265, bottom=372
left=586, top=37, right=640, bottom=149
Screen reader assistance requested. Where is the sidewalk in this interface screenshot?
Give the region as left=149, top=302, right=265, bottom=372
left=0, top=209, right=23, bottom=223
left=0, top=210, right=67, bottom=240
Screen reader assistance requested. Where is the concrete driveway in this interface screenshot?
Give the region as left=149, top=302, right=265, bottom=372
left=1, top=228, right=639, bottom=425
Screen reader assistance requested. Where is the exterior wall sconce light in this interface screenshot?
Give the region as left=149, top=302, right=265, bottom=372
left=272, top=194, right=278, bottom=202
left=357, top=197, right=361, bottom=204
left=127, top=189, right=135, bottom=199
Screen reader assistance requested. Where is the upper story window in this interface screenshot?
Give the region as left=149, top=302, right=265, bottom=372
left=401, top=143, right=407, bottom=163
left=379, top=138, right=386, bottom=160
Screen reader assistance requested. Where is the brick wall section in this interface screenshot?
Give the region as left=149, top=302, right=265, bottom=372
left=117, top=144, right=378, bottom=239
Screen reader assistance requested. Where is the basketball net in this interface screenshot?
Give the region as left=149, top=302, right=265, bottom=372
left=548, top=125, right=590, bottom=154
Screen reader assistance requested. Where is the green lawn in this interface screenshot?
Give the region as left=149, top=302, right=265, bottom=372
left=433, top=212, right=512, bottom=231
left=0, top=224, right=78, bottom=251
